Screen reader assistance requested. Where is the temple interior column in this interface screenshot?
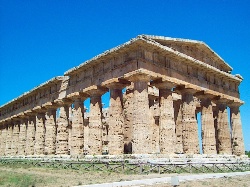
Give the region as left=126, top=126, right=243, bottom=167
left=55, top=99, right=71, bottom=155
left=44, top=105, right=57, bottom=155
left=200, top=97, right=217, bottom=154
left=18, top=117, right=27, bottom=156
left=174, top=99, right=184, bottom=154
left=11, top=120, right=20, bottom=155
left=128, top=74, right=151, bottom=154
left=214, top=99, right=232, bottom=154
left=229, top=102, right=245, bottom=156
left=123, top=83, right=134, bottom=154
left=149, top=95, right=160, bottom=154
left=180, top=88, right=199, bottom=154
left=34, top=111, right=46, bottom=155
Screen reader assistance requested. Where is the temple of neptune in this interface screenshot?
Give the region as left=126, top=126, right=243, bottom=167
left=0, top=35, right=245, bottom=158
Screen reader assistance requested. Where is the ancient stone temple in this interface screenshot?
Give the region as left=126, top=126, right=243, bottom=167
left=0, top=35, right=245, bottom=157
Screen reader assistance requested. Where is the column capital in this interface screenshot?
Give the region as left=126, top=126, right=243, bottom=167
left=32, top=106, right=47, bottom=113
left=54, top=98, right=72, bottom=106
left=67, top=92, right=89, bottom=100
left=102, top=78, right=130, bottom=89
left=124, top=71, right=151, bottom=82
left=151, top=78, right=176, bottom=89
left=83, top=85, right=108, bottom=96
left=228, top=101, right=244, bottom=108
left=42, top=102, right=59, bottom=109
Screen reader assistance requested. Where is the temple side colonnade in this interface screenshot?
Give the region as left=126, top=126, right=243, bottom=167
left=0, top=35, right=245, bottom=157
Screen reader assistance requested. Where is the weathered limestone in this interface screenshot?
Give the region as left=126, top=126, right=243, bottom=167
left=0, top=35, right=245, bottom=158
left=11, top=120, right=20, bottom=155
left=55, top=99, right=71, bottom=155
left=214, top=100, right=232, bottom=154
left=149, top=95, right=160, bottom=154
left=70, top=94, right=85, bottom=156
left=84, top=86, right=108, bottom=155
left=25, top=115, right=36, bottom=155
left=0, top=124, right=7, bottom=156
left=229, top=103, right=245, bottom=156
left=102, top=79, right=130, bottom=155
left=123, top=83, right=134, bottom=154
left=18, top=118, right=27, bottom=155
left=180, top=88, right=199, bottom=154
left=174, top=99, right=184, bottom=154
left=5, top=122, right=13, bottom=156
left=152, top=80, right=176, bottom=154
left=199, top=96, right=217, bottom=154
left=127, top=73, right=152, bottom=154
left=34, top=111, right=46, bottom=155
left=44, top=104, right=57, bottom=155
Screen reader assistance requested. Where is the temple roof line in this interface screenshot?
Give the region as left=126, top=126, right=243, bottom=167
left=141, top=34, right=233, bottom=71
left=0, top=76, right=68, bottom=109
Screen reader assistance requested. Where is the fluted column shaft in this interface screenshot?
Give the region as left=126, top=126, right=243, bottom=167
left=11, top=121, right=19, bottom=155
left=56, top=103, right=70, bottom=155
left=44, top=108, right=57, bottom=155
left=88, top=95, right=103, bottom=155
left=0, top=124, right=7, bottom=156
left=71, top=98, right=84, bottom=156
left=158, top=88, right=176, bottom=154
left=5, top=123, right=13, bottom=156
left=34, top=113, right=45, bottom=155
left=18, top=118, right=27, bottom=155
left=131, top=75, right=151, bottom=154
left=215, top=101, right=232, bottom=154
left=174, top=100, right=183, bottom=153
left=230, top=104, right=245, bottom=155
left=181, top=90, right=199, bottom=154
left=201, top=98, right=216, bottom=154
left=25, top=116, right=36, bottom=155
left=108, top=87, right=125, bottom=155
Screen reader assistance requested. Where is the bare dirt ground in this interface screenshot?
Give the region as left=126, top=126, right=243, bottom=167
left=0, top=166, right=249, bottom=187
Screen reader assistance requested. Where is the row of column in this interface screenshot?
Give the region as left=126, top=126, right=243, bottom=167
left=0, top=75, right=245, bottom=156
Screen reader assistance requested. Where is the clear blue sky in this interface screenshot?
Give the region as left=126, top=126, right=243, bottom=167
left=0, top=0, right=249, bottom=151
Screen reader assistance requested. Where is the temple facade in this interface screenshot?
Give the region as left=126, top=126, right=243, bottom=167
left=0, top=35, right=245, bottom=157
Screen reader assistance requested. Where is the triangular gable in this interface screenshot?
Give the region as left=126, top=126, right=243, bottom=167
left=141, top=35, right=232, bottom=72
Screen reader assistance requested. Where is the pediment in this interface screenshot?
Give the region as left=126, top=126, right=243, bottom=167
left=142, top=35, right=232, bottom=73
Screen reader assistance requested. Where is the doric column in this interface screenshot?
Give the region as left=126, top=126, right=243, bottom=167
left=229, top=102, right=245, bottom=156
left=214, top=99, right=232, bottom=154
left=174, top=99, right=183, bottom=153
left=43, top=102, right=58, bottom=155
left=152, top=80, right=176, bottom=154
left=24, top=110, right=36, bottom=156
left=18, top=116, right=27, bottom=156
left=126, top=73, right=151, bottom=154
left=0, top=123, right=7, bottom=156
left=11, top=119, right=20, bottom=155
left=67, top=92, right=87, bottom=157
left=102, top=78, right=130, bottom=155
left=123, top=83, right=134, bottom=154
left=55, top=98, right=72, bottom=155
left=178, top=88, right=199, bottom=154
left=149, top=95, right=160, bottom=154
left=83, top=86, right=108, bottom=155
left=5, top=121, right=13, bottom=156
left=33, top=107, right=46, bottom=155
